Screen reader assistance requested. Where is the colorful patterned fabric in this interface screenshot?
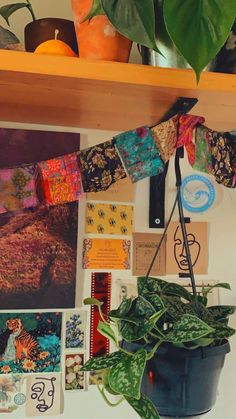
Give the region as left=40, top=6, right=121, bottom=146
left=151, top=115, right=178, bottom=162
left=0, top=165, right=38, bottom=214
left=78, top=141, right=126, bottom=193
left=115, top=126, right=164, bottom=183
left=38, top=152, right=83, bottom=205
left=177, top=114, right=205, bottom=148
left=192, top=125, right=214, bottom=174
left=210, top=131, right=236, bottom=188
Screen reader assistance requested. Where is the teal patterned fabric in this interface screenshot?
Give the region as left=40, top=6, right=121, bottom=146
left=114, top=126, right=164, bottom=183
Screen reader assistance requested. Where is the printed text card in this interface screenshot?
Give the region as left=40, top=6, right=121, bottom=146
left=83, top=239, right=131, bottom=270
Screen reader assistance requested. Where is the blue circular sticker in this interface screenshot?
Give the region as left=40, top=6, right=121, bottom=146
left=14, top=393, right=26, bottom=406
left=181, top=174, right=216, bottom=213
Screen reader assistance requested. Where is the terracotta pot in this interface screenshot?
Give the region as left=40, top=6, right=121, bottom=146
left=24, top=18, right=78, bottom=54
left=71, top=0, right=132, bottom=62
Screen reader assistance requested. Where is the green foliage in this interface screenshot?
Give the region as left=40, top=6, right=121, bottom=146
left=84, top=0, right=236, bottom=80
left=108, top=349, right=146, bottom=399
left=126, top=393, right=160, bottom=419
left=83, top=276, right=235, bottom=418
left=164, top=0, right=236, bottom=81
left=0, top=1, right=36, bottom=25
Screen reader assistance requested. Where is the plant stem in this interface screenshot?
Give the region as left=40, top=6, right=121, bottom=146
left=97, top=385, right=124, bottom=407
left=26, top=0, right=36, bottom=21
left=98, top=306, right=110, bottom=325
left=118, top=346, right=133, bottom=356
left=146, top=340, right=163, bottom=361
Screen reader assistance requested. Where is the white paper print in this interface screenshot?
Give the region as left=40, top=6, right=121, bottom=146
left=26, top=373, right=63, bottom=416
left=65, top=310, right=87, bottom=350
left=0, top=374, right=26, bottom=413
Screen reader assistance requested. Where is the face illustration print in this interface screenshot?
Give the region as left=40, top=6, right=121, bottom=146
left=173, top=225, right=201, bottom=271
left=31, top=376, right=56, bottom=413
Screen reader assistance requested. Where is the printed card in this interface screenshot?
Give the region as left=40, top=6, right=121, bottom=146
left=132, top=233, right=166, bottom=276
left=65, top=310, right=87, bottom=350
left=65, top=354, right=86, bottom=391
left=85, top=202, right=133, bottom=235
left=0, top=312, right=62, bottom=374
left=83, top=238, right=131, bottom=270
left=166, top=221, right=208, bottom=274
left=26, top=373, right=63, bottom=416
left=0, top=374, right=26, bottom=413
left=86, top=177, right=136, bottom=202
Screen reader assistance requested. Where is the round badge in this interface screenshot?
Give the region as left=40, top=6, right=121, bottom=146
left=181, top=174, right=216, bottom=213
left=14, top=393, right=26, bottom=406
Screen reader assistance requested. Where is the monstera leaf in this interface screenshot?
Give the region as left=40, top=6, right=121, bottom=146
left=164, top=0, right=236, bottom=80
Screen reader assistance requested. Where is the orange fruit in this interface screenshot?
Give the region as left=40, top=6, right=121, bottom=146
left=34, top=39, right=77, bottom=57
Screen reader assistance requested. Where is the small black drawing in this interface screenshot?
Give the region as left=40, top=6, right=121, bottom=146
left=173, top=225, right=201, bottom=271
left=31, top=376, right=56, bottom=413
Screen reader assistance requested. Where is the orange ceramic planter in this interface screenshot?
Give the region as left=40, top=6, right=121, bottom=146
left=71, top=0, right=132, bottom=62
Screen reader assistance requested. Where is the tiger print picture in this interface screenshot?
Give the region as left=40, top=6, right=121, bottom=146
left=0, top=312, right=62, bottom=374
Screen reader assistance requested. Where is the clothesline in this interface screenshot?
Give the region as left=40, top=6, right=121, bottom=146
left=0, top=114, right=235, bottom=216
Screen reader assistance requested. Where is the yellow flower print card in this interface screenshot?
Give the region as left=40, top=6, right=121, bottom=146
left=85, top=202, right=133, bottom=235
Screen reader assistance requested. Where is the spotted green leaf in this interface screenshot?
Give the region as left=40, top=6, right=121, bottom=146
left=135, top=296, right=156, bottom=318
left=137, top=277, right=166, bottom=296
left=144, top=294, right=165, bottom=312
left=97, top=321, right=117, bottom=345
left=109, top=298, right=132, bottom=318
left=125, top=393, right=160, bottom=419
left=162, top=282, right=193, bottom=302
left=81, top=351, right=126, bottom=371
left=202, top=283, right=231, bottom=296
left=206, top=305, right=236, bottom=321
left=165, top=314, right=214, bottom=343
left=206, top=322, right=236, bottom=339
left=108, top=349, right=147, bottom=399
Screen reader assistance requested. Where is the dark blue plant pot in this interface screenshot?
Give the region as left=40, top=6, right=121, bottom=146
left=124, top=341, right=230, bottom=418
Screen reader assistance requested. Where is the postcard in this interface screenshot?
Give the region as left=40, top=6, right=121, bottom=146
left=65, top=354, right=86, bottom=391
left=26, top=373, right=63, bottom=416
left=83, top=238, right=131, bottom=270
left=132, top=233, right=166, bottom=276
left=86, top=177, right=136, bottom=202
left=85, top=202, right=133, bottom=235
left=65, top=310, right=86, bottom=350
left=0, top=312, right=62, bottom=374
left=166, top=221, right=208, bottom=274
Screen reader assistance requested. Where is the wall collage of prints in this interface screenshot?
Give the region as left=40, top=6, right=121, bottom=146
left=0, top=117, right=221, bottom=414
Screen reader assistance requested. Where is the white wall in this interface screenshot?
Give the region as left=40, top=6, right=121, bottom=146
left=0, top=122, right=235, bottom=419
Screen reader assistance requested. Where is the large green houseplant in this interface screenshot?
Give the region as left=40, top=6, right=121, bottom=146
left=82, top=277, right=235, bottom=419
left=84, top=0, right=236, bottom=80
left=81, top=150, right=236, bottom=419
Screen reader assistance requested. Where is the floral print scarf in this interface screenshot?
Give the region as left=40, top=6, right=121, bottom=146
left=151, top=115, right=178, bottom=163
left=78, top=140, right=126, bottom=192
left=38, top=152, right=83, bottom=205
left=0, top=164, right=38, bottom=214
left=210, top=130, right=236, bottom=188
left=114, top=126, right=164, bottom=183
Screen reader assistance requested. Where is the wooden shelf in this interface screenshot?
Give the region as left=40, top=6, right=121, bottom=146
left=0, top=50, right=235, bottom=131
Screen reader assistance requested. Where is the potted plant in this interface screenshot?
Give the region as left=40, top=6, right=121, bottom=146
left=0, top=1, right=78, bottom=54
left=81, top=150, right=236, bottom=419
left=71, top=0, right=132, bottom=62
left=79, top=0, right=236, bottom=79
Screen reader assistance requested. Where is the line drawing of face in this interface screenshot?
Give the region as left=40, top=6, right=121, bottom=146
left=31, top=377, right=56, bottom=413
left=173, top=225, right=201, bottom=271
